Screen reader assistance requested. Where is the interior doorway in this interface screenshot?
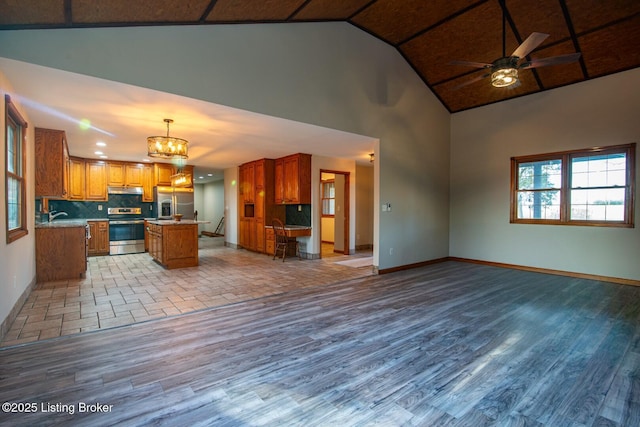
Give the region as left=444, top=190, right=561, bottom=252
left=319, top=170, right=350, bottom=258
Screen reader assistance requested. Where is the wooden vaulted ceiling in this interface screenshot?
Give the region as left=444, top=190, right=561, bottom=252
left=1, top=0, right=639, bottom=113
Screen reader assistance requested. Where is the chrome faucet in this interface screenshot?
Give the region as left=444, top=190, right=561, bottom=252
left=48, top=211, right=68, bottom=222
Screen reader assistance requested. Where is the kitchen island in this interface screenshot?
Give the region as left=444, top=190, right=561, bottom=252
left=35, top=220, right=90, bottom=282
left=146, top=220, right=204, bottom=269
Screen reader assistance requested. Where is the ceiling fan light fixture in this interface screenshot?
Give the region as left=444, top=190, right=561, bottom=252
left=491, top=67, right=519, bottom=87
left=147, top=118, right=189, bottom=159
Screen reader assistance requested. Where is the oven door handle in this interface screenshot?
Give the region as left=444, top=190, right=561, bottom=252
left=109, top=220, right=145, bottom=224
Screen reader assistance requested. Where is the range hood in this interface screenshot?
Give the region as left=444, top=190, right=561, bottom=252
left=107, top=186, right=143, bottom=195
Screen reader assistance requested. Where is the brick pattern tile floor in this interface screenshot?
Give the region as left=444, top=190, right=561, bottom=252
left=1, top=237, right=374, bottom=347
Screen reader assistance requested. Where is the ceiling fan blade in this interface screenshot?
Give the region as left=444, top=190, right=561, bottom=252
left=453, top=73, right=491, bottom=90
left=520, top=52, right=582, bottom=69
left=511, top=32, right=549, bottom=59
left=450, top=60, right=492, bottom=69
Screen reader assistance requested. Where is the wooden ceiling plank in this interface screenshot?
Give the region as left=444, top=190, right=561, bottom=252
left=0, top=0, right=66, bottom=26
left=206, top=0, right=307, bottom=22
left=578, top=14, right=640, bottom=78
left=72, top=0, right=212, bottom=23
left=291, top=0, right=372, bottom=21
left=351, top=0, right=483, bottom=46
left=565, top=0, right=640, bottom=34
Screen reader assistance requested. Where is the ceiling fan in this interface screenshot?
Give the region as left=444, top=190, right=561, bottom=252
left=452, top=4, right=581, bottom=89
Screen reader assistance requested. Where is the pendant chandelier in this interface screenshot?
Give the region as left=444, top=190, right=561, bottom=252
left=170, top=169, right=192, bottom=187
left=147, top=118, right=188, bottom=159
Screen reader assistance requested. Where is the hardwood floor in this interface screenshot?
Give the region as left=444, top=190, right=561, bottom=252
left=0, top=261, right=639, bottom=426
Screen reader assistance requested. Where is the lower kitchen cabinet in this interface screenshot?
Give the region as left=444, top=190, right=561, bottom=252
left=36, top=226, right=87, bottom=282
left=87, top=220, right=109, bottom=256
left=265, top=227, right=275, bottom=256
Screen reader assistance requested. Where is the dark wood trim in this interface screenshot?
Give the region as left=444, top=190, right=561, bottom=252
left=510, top=143, right=636, bottom=227
left=448, top=257, right=640, bottom=287
left=378, top=257, right=449, bottom=274
left=378, top=255, right=639, bottom=287
left=319, top=169, right=350, bottom=257
left=4, top=95, right=29, bottom=244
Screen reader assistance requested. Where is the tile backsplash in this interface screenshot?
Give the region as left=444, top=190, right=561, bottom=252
left=37, top=194, right=155, bottom=221
left=286, top=204, right=311, bottom=226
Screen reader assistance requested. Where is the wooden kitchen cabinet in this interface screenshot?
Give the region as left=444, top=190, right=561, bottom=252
left=85, top=160, right=108, bottom=201
left=239, top=162, right=255, bottom=203
left=35, top=128, right=69, bottom=199
left=107, top=162, right=126, bottom=186
left=142, top=164, right=154, bottom=202
left=68, top=157, right=86, bottom=200
left=239, top=159, right=277, bottom=253
left=108, top=162, right=145, bottom=187
left=36, top=226, right=87, bottom=282
left=87, top=220, right=109, bottom=256
left=125, top=163, right=144, bottom=186
left=154, top=163, right=175, bottom=186
left=147, top=222, right=198, bottom=269
left=265, top=227, right=275, bottom=256
left=275, top=153, right=311, bottom=204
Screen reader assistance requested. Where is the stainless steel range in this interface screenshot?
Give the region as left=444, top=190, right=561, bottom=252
left=108, top=207, right=145, bottom=255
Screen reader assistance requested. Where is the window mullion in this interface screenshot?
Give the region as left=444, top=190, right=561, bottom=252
left=561, top=153, right=570, bottom=223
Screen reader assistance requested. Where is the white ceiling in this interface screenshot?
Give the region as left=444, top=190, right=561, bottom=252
left=1, top=57, right=376, bottom=183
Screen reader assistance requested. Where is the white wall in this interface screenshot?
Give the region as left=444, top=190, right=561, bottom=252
left=223, top=167, right=239, bottom=248
left=0, top=71, right=36, bottom=330
left=194, top=180, right=225, bottom=236
left=450, top=68, right=640, bottom=281
left=0, top=22, right=451, bottom=270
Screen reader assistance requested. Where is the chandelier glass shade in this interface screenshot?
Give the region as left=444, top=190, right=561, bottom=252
left=170, top=170, right=192, bottom=187
left=147, top=119, right=188, bottom=159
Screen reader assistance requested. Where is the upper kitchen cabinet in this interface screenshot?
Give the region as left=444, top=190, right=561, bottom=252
left=154, top=163, right=174, bottom=186
left=275, top=153, right=311, bottom=205
left=125, top=163, right=144, bottom=186
left=85, top=160, right=108, bottom=201
left=108, top=162, right=145, bottom=187
left=239, top=161, right=255, bottom=203
left=154, top=163, right=194, bottom=188
left=68, top=157, right=86, bottom=200
left=142, top=164, right=154, bottom=202
left=35, top=128, right=69, bottom=199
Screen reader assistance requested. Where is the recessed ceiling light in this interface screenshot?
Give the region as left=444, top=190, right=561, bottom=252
left=207, top=173, right=213, bottom=176
left=96, top=142, right=106, bottom=147
left=142, top=159, right=150, bottom=162
left=199, top=176, right=204, bottom=179
left=99, top=155, right=108, bottom=159
left=95, top=151, right=103, bottom=155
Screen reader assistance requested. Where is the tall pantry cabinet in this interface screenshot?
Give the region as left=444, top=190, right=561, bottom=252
left=239, top=159, right=277, bottom=253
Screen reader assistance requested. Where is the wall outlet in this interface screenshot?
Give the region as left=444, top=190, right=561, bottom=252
left=298, top=205, right=302, bottom=212
left=389, top=247, right=394, bottom=255
left=98, top=205, right=103, bottom=211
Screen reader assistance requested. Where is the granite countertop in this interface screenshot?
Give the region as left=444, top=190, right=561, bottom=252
left=146, top=220, right=210, bottom=225
left=35, top=219, right=92, bottom=228
left=265, top=224, right=312, bottom=229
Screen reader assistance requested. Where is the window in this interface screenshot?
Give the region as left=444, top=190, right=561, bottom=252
left=511, top=143, right=635, bottom=227
left=321, top=179, right=335, bottom=217
left=5, top=95, right=28, bottom=243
